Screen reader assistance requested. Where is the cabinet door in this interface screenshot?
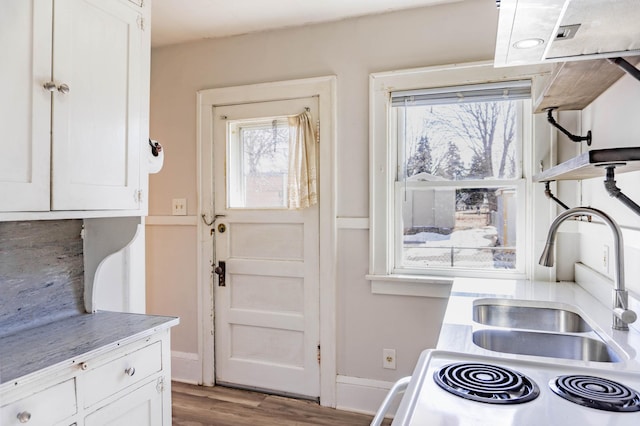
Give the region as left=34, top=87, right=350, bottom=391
left=84, top=379, right=163, bottom=426
left=51, top=0, right=143, bottom=211
left=0, top=0, right=52, bottom=212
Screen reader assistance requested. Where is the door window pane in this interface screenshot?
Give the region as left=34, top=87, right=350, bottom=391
left=228, top=118, right=289, bottom=208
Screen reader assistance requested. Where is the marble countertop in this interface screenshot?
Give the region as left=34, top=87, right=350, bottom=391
left=0, top=311, right=178, bottom=388
left=437, top=276, right=640, bottom=372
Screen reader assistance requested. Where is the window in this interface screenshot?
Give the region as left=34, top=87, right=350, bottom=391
left=370, top=62, right=538, bottom=281
left=227, top=118, right=290, bottom=209
left=393, top=81, right=529, bottom=273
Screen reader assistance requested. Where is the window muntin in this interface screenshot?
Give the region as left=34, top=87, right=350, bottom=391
left=227, top=118, right=290, bottom=209
left=392, top=85, right=530, bottom=273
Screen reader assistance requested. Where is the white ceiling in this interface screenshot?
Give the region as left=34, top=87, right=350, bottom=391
left=151, top=0, right=460, bottom=47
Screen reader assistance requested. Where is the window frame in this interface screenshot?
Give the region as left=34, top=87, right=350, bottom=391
left=392, top=98, right=530, bottom=276
left=369, top=61, right=547, bottom=282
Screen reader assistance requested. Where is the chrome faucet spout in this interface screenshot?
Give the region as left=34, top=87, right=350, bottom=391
left=539, top=207, right=636, bottom=331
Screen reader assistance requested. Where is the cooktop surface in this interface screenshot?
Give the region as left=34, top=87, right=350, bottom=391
left=394, top=350, right=640, bottom=425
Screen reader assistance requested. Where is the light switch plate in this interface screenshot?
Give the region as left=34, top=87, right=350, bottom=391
left=172, top=198, right=187, bottom=216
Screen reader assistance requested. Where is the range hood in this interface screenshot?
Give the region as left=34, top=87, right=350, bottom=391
left=495, top=0, right=640, bottom=67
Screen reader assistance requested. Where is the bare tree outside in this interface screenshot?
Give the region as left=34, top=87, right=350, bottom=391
left=236, top=120, right=289, bottom=207
left=404, top=100, right=519, bottom=180
left=240, top=122, right=288, bottom=174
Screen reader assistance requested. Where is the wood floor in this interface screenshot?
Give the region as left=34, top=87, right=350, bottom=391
left=172, top=381, right=392, bottom=425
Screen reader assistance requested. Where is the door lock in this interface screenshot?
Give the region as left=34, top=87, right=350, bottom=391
left=217, top=223, right=226, bottom=233
left=214, top=261, right=226, bottom=286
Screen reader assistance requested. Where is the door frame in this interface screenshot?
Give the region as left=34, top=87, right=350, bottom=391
left=196, top=76, right=337, bottom=407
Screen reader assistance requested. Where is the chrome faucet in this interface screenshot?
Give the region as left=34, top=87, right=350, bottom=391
left=539, top=206, right=637, bottom=331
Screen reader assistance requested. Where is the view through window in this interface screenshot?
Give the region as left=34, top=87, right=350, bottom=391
left=228, top=118, right=290, bottom=209
left=393, top=82, right=530, bottom=272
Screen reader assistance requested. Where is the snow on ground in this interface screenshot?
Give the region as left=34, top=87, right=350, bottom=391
left=404, top=226, right=497, bottom=248
left=404, top=232, right=450, bottom=243
left=403, top=226, right=502, bottom=268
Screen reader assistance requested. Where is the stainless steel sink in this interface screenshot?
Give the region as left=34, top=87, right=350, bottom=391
left=472, top=329, right=621, bottom=362
left=473, top=300, right=592, bottom=332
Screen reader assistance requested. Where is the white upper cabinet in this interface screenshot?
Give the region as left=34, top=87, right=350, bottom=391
left=0, top=0, right=149, bottom=215
left=0, top=0, right=52, bottom=211
left=52, top=0, right=143, bottom=211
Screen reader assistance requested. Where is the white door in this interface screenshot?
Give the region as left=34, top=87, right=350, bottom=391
left=0, top=0, right=52, bottom=212
left=51, top=0, right=142, bottom=210
left=213, top=97, right=320, bottom=398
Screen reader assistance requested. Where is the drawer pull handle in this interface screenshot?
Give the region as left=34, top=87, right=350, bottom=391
left=125, top=367, right=136, bottom=376
left=17, top=411, right=31, bottom=423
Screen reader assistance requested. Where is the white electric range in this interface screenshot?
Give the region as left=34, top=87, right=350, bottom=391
left=375, top=349, right=640, bottom=426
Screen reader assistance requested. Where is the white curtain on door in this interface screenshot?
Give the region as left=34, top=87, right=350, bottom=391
left=288, top=110, right=318, bottom=209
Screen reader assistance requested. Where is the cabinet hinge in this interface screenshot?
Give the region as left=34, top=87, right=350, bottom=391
left=156, top=376, right=165, bottom=393
left=135, top=189, right=143, bottom=203
left=317, top=344, right=321, bottom=364
left=137, top=16, right=145, bottom=31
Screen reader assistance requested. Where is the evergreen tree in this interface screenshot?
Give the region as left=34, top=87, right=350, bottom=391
left=441, top=141, right=463, bottom=180
left=406, top=135, right=433, bottom=177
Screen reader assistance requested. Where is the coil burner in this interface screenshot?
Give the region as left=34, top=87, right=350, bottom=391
left=550, top=375, right=640, bottom=412
left=433, top=362, right=540, bottom=404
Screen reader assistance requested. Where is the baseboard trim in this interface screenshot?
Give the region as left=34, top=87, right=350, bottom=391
left=171, top=350, right=201, bottom=384
left=335, top=375, right=398, bottom=417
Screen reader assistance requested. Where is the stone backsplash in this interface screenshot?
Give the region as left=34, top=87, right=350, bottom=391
left=0, top=220, right=84, bottom=337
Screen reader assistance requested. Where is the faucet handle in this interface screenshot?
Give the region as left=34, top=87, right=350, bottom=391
left=614, top=307, right=637, bottom=325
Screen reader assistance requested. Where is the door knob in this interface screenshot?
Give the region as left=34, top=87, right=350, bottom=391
left=214, top=261, right=226, bottom=286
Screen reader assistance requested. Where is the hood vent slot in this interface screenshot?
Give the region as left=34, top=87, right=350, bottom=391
left=556, top=24, right=580, bottom=41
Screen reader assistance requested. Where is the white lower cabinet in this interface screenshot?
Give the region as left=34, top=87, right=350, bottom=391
left=84, top=379, right=162, bottom=426
left=0, top=378, right=77, bottom=426
left=82, top=341, right=162, bottom=408
left=0, top=331, right=171, bottom=426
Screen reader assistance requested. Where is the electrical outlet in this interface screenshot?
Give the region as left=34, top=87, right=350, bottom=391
left=603, top=244, right=610, bottom=273
left=172, top=198, right=187, bottom=216
left=383, top=348, right=396, bottom=370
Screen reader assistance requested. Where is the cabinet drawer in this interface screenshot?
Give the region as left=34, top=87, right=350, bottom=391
left=0, top=378, right=76, bottom=426
left=83, top=341, right=162, bottom=407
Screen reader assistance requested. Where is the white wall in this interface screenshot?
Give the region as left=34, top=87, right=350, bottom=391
left=577, top=74, right=640, bottom=295
left=146, top=0, right=500, bottom=393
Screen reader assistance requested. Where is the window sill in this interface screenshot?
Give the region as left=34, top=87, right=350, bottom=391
left=366, top=274, right=453, bottom=298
